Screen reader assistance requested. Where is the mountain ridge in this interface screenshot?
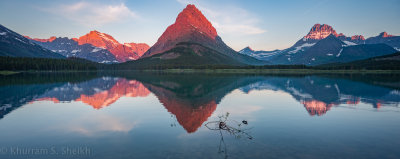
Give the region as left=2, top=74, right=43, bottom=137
left=0, top=24, right=65, bottom=59
left=27, top=30, right=150, bottom=63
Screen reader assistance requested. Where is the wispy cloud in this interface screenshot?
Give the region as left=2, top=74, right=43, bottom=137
left=177, top=0, right=266, bottom=35
left=43, top=2, right=137, bottom=27
left=49, top=113, right=138, bottom=136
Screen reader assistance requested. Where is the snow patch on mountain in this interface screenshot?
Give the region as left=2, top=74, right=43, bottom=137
left=288, top=43, right=315, bottom=54
left=287, top=87, right=313, bottom=99
left=0, top=32, right=6, bottom=36
left=91, top=47, right=103, bottom=52
left=14, top=37, right=26, bottom=44
left=52, top=50, right=67, bottom=53
left=336, top=48, right=343, bottom=57
left=71, top=49, right=81, bottom=53
left=343, top=41, right=357, bottom=47
left=98, top=32, right=119, bottom=45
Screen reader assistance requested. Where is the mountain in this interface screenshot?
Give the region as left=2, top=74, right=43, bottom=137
left=263, top=24, right=398, bottom=65
left=272, top=34, right=396, bottom=65
left=118, top=42, right=247, bottom=69
left=140, top=4, right=263, bottom=66
left=74, top=31, right=149, bottom=62
left=365, top=32, right=400, bottom=49
left=238, top=46, right=282, bottom=61
left=240, top=24, right=349, bottom=62
left=27, top=31, right=150, bottom=63
left=27, top=37, right=118, bottom=63
left=0, top=24, right=64, bottom=59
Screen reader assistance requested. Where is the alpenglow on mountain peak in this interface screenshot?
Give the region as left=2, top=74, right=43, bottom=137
left=303, top=24, right=339, bottom=40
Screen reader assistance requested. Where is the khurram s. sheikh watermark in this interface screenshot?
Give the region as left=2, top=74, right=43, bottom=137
left=0, top=146, right=91, bottom=156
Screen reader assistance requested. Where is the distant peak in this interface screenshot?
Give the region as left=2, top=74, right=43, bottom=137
left=25, top=36, right=57, bottom=42
left=239, top=46, right=255, bottom=53
left=245, top=46, right=254, bottom=51
left=304, top=24, right=338, bottom=40
left=379, top=32, right=394, bottom=38
left=351, top=35, right=365, bottom=40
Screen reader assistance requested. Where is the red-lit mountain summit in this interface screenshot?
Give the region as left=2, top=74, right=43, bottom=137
left=142, top=4, right=217, bottom=57
left=74, top=31, right=149, bottom=62
left=139, top=4, right=262, bottom=65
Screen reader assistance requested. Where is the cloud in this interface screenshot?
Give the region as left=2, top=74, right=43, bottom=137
left=177, top=0, right=266, bottom=35
left=44, top=2, right=137, bottom=27
left=50, top=113, right=138, bottom=136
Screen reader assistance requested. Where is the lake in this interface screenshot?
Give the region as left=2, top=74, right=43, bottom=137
left=0, top=72, right=399, bottom=159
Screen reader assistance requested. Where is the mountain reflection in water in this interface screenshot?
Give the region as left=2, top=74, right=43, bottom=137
left=1, top=73, right=399, bottom=133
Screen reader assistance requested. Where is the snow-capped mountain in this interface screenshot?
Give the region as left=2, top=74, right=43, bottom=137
left=0, top=24, right=64, bottom=59
left=27, top=31, right=150, bottom=63
left=27, top=37, right=118, bottom=63
left=238, top=47, right=282, bottom=61
left=272, top=34, right=396, bottom=65
left=365, top=32, right=400, bottom=49
left=240, top=24, right=399, bottom=65
left=74, top=31, right=149, bottom=62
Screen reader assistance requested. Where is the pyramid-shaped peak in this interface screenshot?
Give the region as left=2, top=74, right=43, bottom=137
left=174, top=4, right=218, bottom=37
left=180, top=4, right=202, bottom=16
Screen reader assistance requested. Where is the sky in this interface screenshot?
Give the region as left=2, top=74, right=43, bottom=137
left=0, top=0, right=399, bottom=51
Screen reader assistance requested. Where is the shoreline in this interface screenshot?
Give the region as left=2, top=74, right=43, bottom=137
left=2, top=69, right=400, bottom=75
left=142, top=69, right=400, bottom=74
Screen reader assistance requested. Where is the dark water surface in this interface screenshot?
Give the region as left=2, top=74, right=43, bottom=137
left=0, top=72, right=399, bottom=159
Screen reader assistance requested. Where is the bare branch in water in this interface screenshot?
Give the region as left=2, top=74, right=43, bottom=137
left=205, top=112, right=253, bottom=158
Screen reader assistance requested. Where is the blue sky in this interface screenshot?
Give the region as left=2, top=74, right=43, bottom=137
left=0, top=0, right=399, bottom=51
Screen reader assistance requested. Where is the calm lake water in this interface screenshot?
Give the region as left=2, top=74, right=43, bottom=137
left=0, top=72, right=399, bottom=159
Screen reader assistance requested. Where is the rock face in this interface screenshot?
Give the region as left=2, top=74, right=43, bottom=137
left=351, top=35, right=365, bottom=41
left=74, top=31, right=149, bottom=62
left=0, top=24, right=64, bottom=58
left=303, top=24, right=339, bottom=40
left=141, top=4, right=262, bottom=65
left=380, top=32, right=394, bottom=38
left=123, top=43, right=149, bottom=57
